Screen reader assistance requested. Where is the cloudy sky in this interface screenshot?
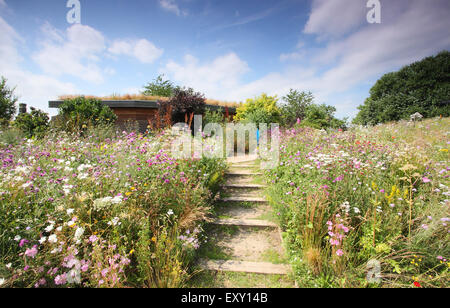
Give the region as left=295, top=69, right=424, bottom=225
left=1, top=0, right=449, bottom=118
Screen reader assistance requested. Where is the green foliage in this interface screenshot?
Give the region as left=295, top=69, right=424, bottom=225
left=142, top=75, right=179, bottom=97
left=14, top=107, right=49, bottom=139
left=281, top=89, right=314, bottom=126
left=203, top=108, right=225, bottom=129
left=301, top=104, right=346, bottom=130
left=234, top=93, right=281, bottom=125
left=159, top=87, right=206, bottom=124
left=56, top=96, right=117, bottom=133
left=354, top=51, right=450, bottom=125
left=0, top=77, right=18, bottom=124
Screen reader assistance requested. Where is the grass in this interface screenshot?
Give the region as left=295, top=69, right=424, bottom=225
left=58, top=94, right=240, bottom=108
left=261, top=248, right=288, bottom=264
left=187, top=270, right=295, bottom=288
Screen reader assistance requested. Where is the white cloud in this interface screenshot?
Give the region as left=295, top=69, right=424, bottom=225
left=159, top=0, right=187, bottom=16
left=0, top=17, right=77, bottom=113
left=163, top=53, right=249, bottom=100
left=109, top=39, right=163, bottom=64
left=246, top=0, right=450, bottom=117
left=304, top=0, right=366, bottom=38
left=33, top=23, right=106, bottom=83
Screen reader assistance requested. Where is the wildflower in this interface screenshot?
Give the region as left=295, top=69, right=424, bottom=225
left=336, top=249, right=344, bottom=256
left=413, top=281, right=421, bottom=288
left=421, top=224, right=429, bottom=230
left=422, top=177, right=431, bottom=183
left=0, top=278, right=5, bottom=286
left=45, top=224, right=54, bottom=232
left=167, top=209, right=174, bottom=216
left=19, top=239, right=29, bottom=247
left=89, top=235, right=98, bottom=243
left=48, top=234, right=58, bottom=244
left=54, top=274, right=67, bottom=285
left=25, top=245, right=38, bottom=258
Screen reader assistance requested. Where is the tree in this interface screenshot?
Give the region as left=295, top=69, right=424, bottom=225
left=158, top=87, right=206, bottom=125
left=234, top=93, right=281, bottom=126
left=302, top=104, right=346, bottom=130
left=354, top=51, right=450, bottom=125
left=0, top=77, right=18, bottom=126
left=14, top=107, right=49, bottom=139
left=56, top=97, right=117, bottom=133
left=281, top=89, right=314, bottom=126
left=142, top=75, right=178, bottom=97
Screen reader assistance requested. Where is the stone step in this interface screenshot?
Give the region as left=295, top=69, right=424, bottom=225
left=229, top=164, right=259, bottom=168
left=221, top=184, right=267, bottom=189
left=220, top=196, right=267, bottom=203
left=198, top=259, right=290, bottom=275
left=226, top=171, right=263, bottom=176
left=212, top=218, right=277, bottom=228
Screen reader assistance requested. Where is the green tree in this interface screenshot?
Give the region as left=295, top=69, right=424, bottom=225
left=0, top=77, right=18, bottom=126
left=302, top=104, right=346, bottom=130
left=14, top=107, right=49, bottom=139
left=56, top=97, right=117, bottom=133
left=281, top=89, right=314, bottom=126
left=354, top=51, right=450, bottom=125
left=234, top=93, right=281, bottom=126
left=142, top=75, right=178, bottom=97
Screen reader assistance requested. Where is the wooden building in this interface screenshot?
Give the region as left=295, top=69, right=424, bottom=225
left=49, top=100, right=236, bottom=132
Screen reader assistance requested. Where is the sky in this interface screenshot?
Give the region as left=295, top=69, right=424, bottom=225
left=0, top=0, right=449, bottom=119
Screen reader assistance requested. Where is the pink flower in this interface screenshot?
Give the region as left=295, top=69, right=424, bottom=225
left=19, top=239, right=29, bottom=247
left=24, top=245, right=38, bottom=258
left=421, top=224, right=429, bottom=230
left=422, top=177, right=431, bottom=183
left=55, top=274, right=67, bottom=285
left=336, top=249, right=344, bottom=256
left=89, top=235, right=98, bottom=243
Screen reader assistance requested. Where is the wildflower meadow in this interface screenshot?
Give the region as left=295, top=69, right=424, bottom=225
left=0, top=129, right=226, bottom=288
left=265, top=117, right=449, bottom=287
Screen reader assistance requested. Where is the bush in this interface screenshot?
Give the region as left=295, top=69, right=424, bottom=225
left=234, top=93, right=281, bottom=126
left=354, top=50, right=450, bottom=125
left=301, top=104, right=346, bottom=130
left=142, top=75, right=179, bottom=97
left=56, top=97, right=117, bottom=133
left=203, top=108, right=225, bottom=129
left=14, top=107, right=49, bottom=139
left=281, top=90, right=314, bottom=126
left=158, top=87, right=206, bottom=126
left=0, top=77, right=18, bottom=125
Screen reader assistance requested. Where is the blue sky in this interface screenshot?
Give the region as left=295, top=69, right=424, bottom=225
left=1, top=0, right=449, bottom=119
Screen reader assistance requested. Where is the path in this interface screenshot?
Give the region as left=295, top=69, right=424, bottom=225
left=190, top=156, right=294, bottom=288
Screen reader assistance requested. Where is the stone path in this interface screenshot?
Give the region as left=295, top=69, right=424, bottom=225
left=197, top=157, right=291, bottom=285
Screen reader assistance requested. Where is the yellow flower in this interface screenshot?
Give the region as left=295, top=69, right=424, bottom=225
left=131, top=187, right=136, bottom=191
left=125, top=192, right=132, bottom=196
left=129, top=249, right=135, bottom=255
left=151, top=237, right=157, bottom=242
left=439, top=149, right=448, bottom=152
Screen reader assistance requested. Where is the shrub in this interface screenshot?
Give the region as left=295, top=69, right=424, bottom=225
left=55, top=97, right=117, bottom=133
left=158, top=87, right=206, bottom=126
left=234, top=93, right=281, bottom=126
left=14, top=107, right=49, bottom=139
left=301, top=104, right=346, bottom=130
left=354, top=50, right=450, bottom=125
left=281, top=90, right=314, bottom=126
left=0, top=77, right=18, bottom=126
left=142, top=75, right=179, bottom=97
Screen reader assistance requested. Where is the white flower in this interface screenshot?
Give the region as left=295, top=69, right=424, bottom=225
left=0, top=278, right=5, bottom=286
left=107, top=217, right=121, bottom=226
left=167, top=209, right=174, bottom=216
left=67, top=209, right=74, bottom=215
left=67, top=221, right=75, bottom=228
left=353, top=207, right=361, bottom=214
left=21, top=182, right=32, bottom=189
left=5, top=263, right=12, bottom=269
left=14, top=235, right=21, bottom=242
left=74, top=227, right=84, bottom=239
left=45, top=225, right=54, bottom=232
left=48, top=234, right=58, bottom=243
left=56, top=226, right=63, bottom=232
left=39, top=237, right=47, bottom=244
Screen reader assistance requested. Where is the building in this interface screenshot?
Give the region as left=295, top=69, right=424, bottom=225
left=49, top=100, right=236, bottom=132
